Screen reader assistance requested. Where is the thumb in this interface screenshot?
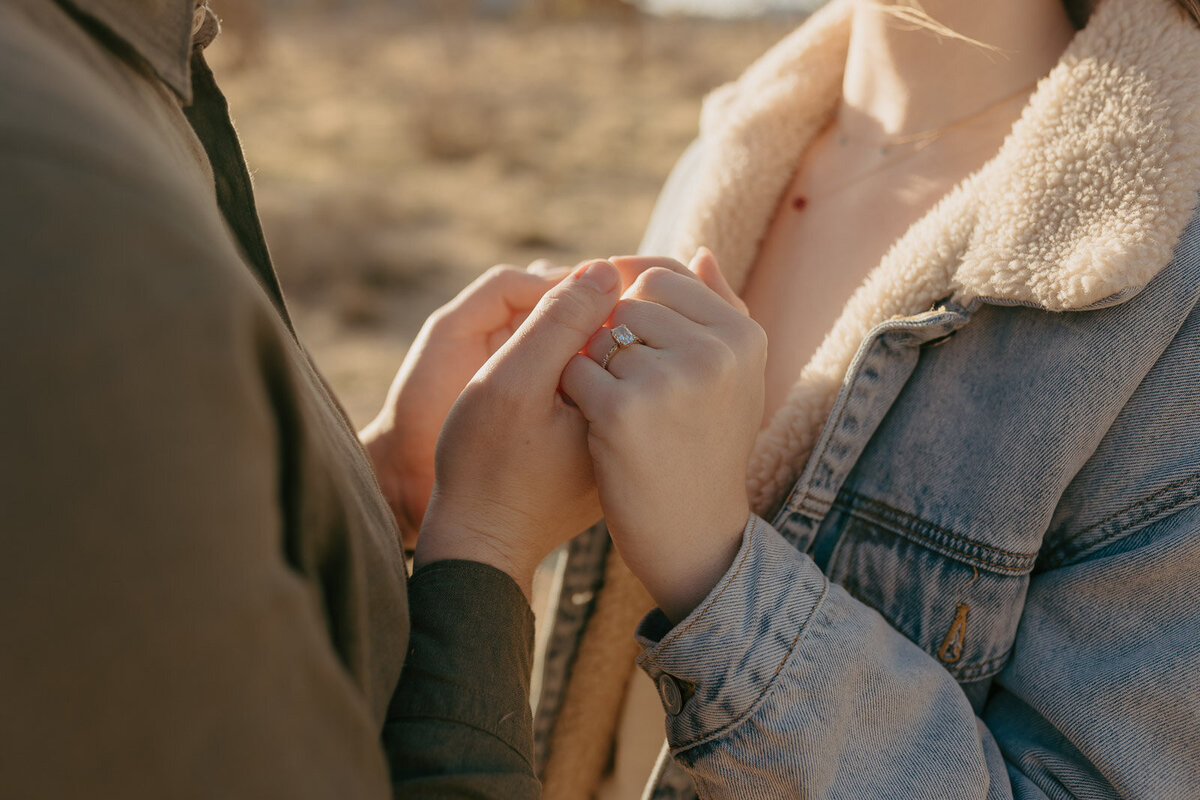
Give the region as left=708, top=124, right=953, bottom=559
left=689, top=247, right=748, bottom=315
left=490, top=259, right=620, bottom=393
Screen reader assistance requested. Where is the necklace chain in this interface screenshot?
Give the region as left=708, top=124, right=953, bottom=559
left=791, top=79, right=1039, bottom=212
left=835, top=79, right=1039, bottom=156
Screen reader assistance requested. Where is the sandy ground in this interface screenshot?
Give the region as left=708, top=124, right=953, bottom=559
left=207, top=8, right=802, bottom=427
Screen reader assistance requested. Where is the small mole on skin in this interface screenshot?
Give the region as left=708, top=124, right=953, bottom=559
left=792, top=195, right=808, bottom=211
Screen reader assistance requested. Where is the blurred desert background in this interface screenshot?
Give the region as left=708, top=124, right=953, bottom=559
left=206, top=0, right=814, bottom=427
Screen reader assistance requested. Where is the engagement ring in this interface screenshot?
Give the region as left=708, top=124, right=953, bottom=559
left=600, top=324, right=643, bottom=370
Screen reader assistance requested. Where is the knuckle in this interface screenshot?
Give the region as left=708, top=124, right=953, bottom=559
left=645, top=360, right=689, bottom=400
left=737, top=317, right=769, bottom=360
left=541, top=287, right=595, bottom=335
left=719, top=315, right=765, bottom=359
left=670, top=336, right=734, bottom=388
left=485, top=263, right=518, bottom=279
left=426, top=305, right=452, bottom=329
left=595, top=391, right=630, bottom=428
left=753, top=324, right=768, bottom=364
left=482, top=264, right=522, bottom=287
left=700, top=339, right=739, bottom=381
left=634, top=266, right=677, bottom=296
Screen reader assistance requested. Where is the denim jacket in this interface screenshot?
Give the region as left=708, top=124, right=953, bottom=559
left=535, top=1, right=1200, bottom=797
left=631, top=216, right=1200, bottom=798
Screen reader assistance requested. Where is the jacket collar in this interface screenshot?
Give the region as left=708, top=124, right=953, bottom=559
left=656, top=0, right=1200, bottom=513
left=672, top=0, right=1200, bottom=313
left=58, top=0, right=195, bottom=101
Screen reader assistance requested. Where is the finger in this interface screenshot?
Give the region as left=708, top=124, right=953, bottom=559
left=583, top=324, right=649, bottom=379
left=609, top=255, right=698, bottom=294
left=485, top=326, right=511, bottom=356
left=560, top=352, right=619, bottom=424
left=581, top=300, right=695, bottom=369
left=626, top=266, right=741, bottom=328
left=489, top=260, right=621, bottom=395
left=446, top=265, right=559, bottom=331
left=612, top=298, right=699, bottom=348
left=585, top=336, right=656, bottom=380
left=528, top=259, right=570, bottom=279
left=689, top=247, right=748, bottom=315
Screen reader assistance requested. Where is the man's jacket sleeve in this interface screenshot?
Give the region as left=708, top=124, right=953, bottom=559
left=385, top=560, right=541, bottom=799
left=0, top=5, right=542, bottom=794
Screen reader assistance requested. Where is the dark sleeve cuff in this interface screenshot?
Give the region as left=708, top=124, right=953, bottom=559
left=388, top=559, right=536, bottom=768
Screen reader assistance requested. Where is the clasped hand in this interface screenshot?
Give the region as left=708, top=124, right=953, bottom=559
left=365, top=251, right=766, bottom=623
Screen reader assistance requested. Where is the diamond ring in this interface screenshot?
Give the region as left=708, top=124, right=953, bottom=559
left=600, top=324, right=644, bottom=370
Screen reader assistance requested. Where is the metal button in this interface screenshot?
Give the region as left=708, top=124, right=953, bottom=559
left=658, top=673, right=684, bottom=716
left=192, top=3, right=220, bottom=50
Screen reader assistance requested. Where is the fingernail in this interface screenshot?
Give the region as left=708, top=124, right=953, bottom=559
left=575, top=260, right=618, bottom=293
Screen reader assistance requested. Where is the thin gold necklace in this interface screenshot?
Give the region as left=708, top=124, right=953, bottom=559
left=790, top=79, right=1038, bottom=213
left=836, top=79, right=1039, bottom=154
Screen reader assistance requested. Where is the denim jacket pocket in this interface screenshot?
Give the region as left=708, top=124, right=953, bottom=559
left=825, top=490, right=1036, bottom=709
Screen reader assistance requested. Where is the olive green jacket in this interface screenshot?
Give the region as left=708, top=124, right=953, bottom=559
left=0, top=1, right=537, bottom=796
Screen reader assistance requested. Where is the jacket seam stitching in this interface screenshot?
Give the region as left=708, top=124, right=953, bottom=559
left=669, top=580, right=831, bottom=752
left=841, top=490, right=1038, bottom=563
left=834, top=500, right=1033, bottom=575
left=793, top=337, right=881, bottom=511
left=1041, top=473, right=1200, bottom=569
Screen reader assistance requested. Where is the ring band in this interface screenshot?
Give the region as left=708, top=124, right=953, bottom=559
left=600, top=324, right=643, bottom=370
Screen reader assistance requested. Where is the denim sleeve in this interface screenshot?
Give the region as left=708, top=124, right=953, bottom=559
left=636, top=511, right=1200, bottom=798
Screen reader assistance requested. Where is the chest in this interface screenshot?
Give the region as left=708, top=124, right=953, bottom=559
left=742, top=132, right=976, bottom=423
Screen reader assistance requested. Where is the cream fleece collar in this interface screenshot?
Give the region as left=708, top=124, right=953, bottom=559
left=662, top=0, right=1200, bottom=513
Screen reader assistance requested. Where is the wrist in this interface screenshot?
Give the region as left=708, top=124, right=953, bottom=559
left=638, top=510, right=752, bottom=625
left=414, top=509, right=537, bottom=600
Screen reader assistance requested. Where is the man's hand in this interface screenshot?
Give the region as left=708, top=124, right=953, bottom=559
left=360, top=262, right=568, bottom=547
left=561, top=250, right=766, bottom=623
left=413, top=260, right=622, bottom=597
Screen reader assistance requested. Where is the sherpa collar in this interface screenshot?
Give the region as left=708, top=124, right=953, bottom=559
left=655, top=0, right=1200, bottom=512
left=672, top=0, right=1200, bottom=313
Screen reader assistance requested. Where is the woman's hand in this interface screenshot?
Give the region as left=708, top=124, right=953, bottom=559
left=360, top=261, right=568, bottom=547
left=561, top=250, right=767, bottom=623
left=414, top=260, right=621, bottom=597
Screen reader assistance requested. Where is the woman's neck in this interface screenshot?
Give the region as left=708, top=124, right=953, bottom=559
left=840, top=0, right=1077, bottom=141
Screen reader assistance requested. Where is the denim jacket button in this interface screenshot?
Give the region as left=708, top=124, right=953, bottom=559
left=658, top=673, right=684, bottom=715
